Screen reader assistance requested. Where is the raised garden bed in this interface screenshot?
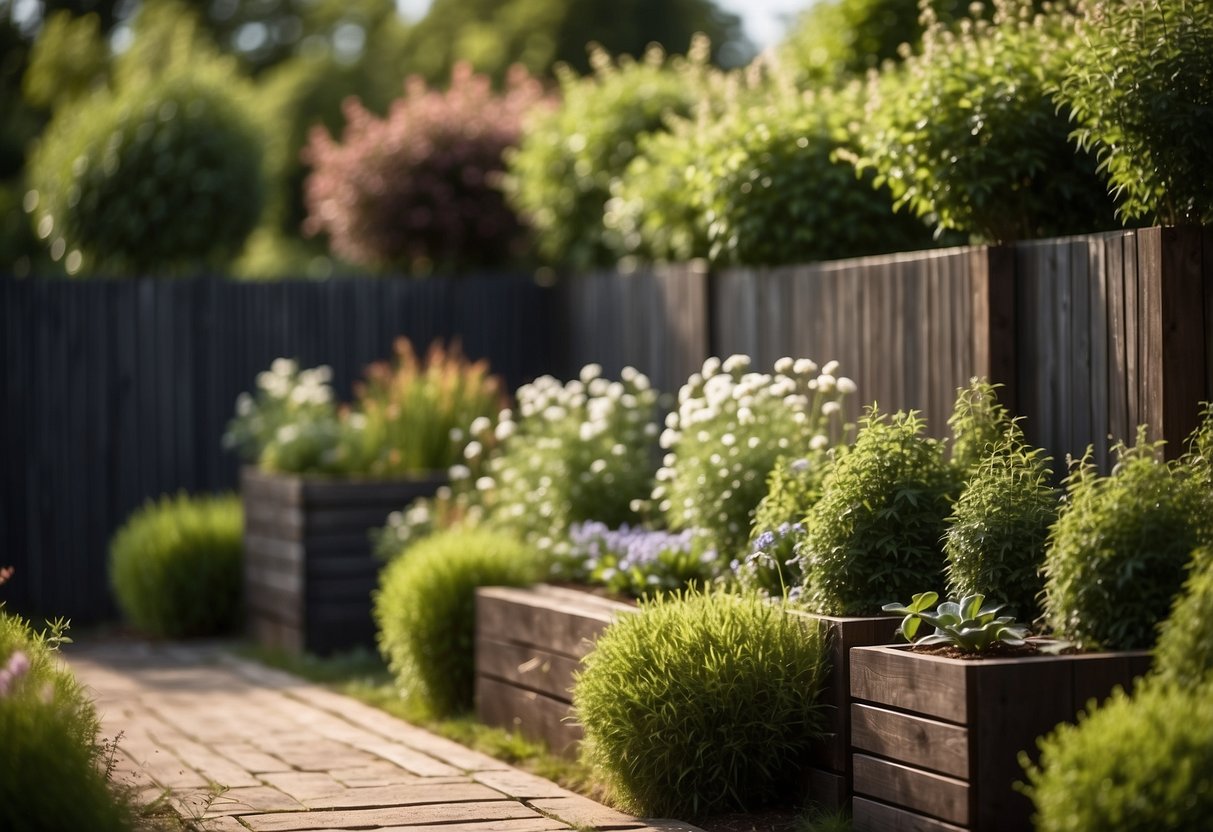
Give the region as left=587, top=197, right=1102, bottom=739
left=242, top=466, right=446, bottom=655
left=848, top=643, right=1152, bottom=832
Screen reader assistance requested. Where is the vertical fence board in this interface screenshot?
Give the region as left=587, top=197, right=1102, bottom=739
left=1088, top=239, right=1110, bottom=470
left=1105, top=234, right=1129, bottom=448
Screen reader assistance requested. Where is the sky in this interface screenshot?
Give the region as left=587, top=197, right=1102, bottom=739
left=394, top=0, right=817, bottom=51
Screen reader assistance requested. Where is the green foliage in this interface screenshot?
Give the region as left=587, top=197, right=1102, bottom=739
left=108, top=492, right=243, bottom=638
left=224, top=358, right=342, bottom=471
left=505, top=43, right=706, bottom=269
left=27, top=72, right=264, bottom=275
left=947, top=377, right=1013, bottom=474
left=1023, top=680, right=1213, bottom=832
left=849, top=1, right=1120, bottom=242
left=573, top=590, right=827, bottom=816
left=0, top=612, right=134, bottom=832
left=1181, top=401, right=1213, bottom=488
left=302, top=63, right=545, bottom=273
left=21, top=10, right=109, bottom=110
left=555, top=522, right=716, bottom=599
left=659, top=355, right=855, bottom=562
left=884, top=590, right=1029, bottom=652
left=944, top=426, right=1056, bottom=620
left=374, top=528, right=542, bottom=715
left=733, top=521, right=807, bottom=600
left=800, top=408, right=958, bottom=615
left=1042, top=431, right=1213, bottom=649
left=1153, top=548, right=1213, bottom=690
left=752, top=454, right=836, bottom=540
left=1054, top=0, right=1213, bottom=225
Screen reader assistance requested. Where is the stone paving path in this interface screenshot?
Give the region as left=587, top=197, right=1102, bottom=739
left=66, top=641, right=700, bottom=832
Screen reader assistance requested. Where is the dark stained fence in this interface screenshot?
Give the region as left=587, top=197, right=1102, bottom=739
left=0, top=275, right=558, bottom=624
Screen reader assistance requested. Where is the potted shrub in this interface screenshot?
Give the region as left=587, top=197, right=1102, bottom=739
left=227, top=339, right=503, bottom=655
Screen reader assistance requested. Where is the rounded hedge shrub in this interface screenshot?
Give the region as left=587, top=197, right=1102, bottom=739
left=303, top=63, right=544, bottom=273
left=573, top=591, right=827, bottom=817
left=944, top=426, right=1056, bottom=621
left=27, top=73, right=264, bottom=275
left=1055, top=0, right=1213, bottom=225
left=0, top=612, right=133, bottom=832
left=1042, top=432, right=1213, bottom=650
left=850, top=2, right=1119, bottom=243
left=505, top=43, right=705, bottom=269
left=799, top=408, right=958, bottom=615
left=109, top=493, right=243, bottom=638
left=1023, top=680, right=1213, bottom=832
left=374, top=528, right=542, bottom=716
left=1153, top=548, right=1213, bottom=690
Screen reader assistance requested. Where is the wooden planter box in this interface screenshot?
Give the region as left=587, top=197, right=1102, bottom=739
left=242, top=466, right=446, bottom=655
left=849, top=644, right=1152, bottom=832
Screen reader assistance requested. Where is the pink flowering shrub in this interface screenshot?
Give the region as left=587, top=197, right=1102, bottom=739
left=302, top=63, right=547, bottom=272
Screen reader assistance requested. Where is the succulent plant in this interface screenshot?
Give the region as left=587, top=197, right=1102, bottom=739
left=884, top=591, right=1030, bottom=653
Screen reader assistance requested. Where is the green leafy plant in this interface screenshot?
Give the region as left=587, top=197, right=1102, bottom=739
left=1152, top=548, right=1213, bottom=690
left=504, top=42, right=707, bottom=269
left=1042, top=429, right=1213, bottom=649
left=884, top=591, right=1030, bottom=652
left=732, top=521, right=807, bottom=601
left=944, top=425, right=1057, bottom=620
left=555, top=522, right=717, bottom=599
left=848, top=0, right=1119, bottom=242
left=302, top=63, right=546, bottom=273
left=1054, top=0, right=1213, bottom=225
left=1022, top=679, right=1213, bottom=832
left=223, top=358, right=339, bottom=469
left=108, top=492, right=243, bottom=638
left=1181, top=401, right=1213, bottom=488
left=374, top=527, right=542, bottom=715
left=26, top=71, right=264, bottom=276
left=948, top=378, right=1014, bottom=475
left=799, top=408, right=959, bottom=615
left=659, top=355, right=855, bottom=562
left=573, top=590, right=827, bottom=817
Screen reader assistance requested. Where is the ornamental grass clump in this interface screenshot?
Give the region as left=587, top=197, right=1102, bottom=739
left=1054, top=0, right=1213, bottom=225
left=302, top=63, right=545, bottom=272
left=944, top=425, right=1056, bottom=621
left=473, top=364, right=659, bottom=553
left=555, top=522, right=716, bottom=599
left=1042, top=429, right=1213, bottom=650
left=848, top=0, right=1119, bottom=242
left=109, top=492, right=243, bottom=638
left=1023, top=680, right=1213, bottom=832
left=658, top=355, right=854, bottom=562
left=573, top=590, right=827, bottom=817
left=799, top=408, right=958, bottom=615
left=374, top=528, right=541, bottom=716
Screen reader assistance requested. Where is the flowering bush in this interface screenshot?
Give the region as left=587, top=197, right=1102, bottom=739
left=554, top=522, right=718, bottom=599
left=224, top=339, right=503, bottom=477
left=733, top=522, right=807, bottom=600
left=657, top=354, right=855, bottom=560
left=303, top=63, right=546, bottom=272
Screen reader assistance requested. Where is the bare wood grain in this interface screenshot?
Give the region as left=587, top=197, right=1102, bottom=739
left=853, top=754, right=970, bottom=826
left=851, top=704, right=970, bottom=779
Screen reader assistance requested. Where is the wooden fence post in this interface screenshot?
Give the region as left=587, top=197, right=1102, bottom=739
left=970, top=245, right=1018, bottom=415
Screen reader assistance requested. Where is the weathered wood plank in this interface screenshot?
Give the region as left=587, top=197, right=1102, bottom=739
left=805, top=767, right=847, bottom=812
left=851, top=704, right=969, bottom=779
left=1089, top=238, right=1110, bottom=470
left=1124, top=232, right=1141, bottom=432
left=850, top=648, right=970, bottom=725
left=1105, top=233, right=1129, bottom=449
left=1158, top=226, right=1207, bottom=454
left=1069, top=240, right=1093, bottom=460
left=475, top=586, right=631, bottom=659
left=474, top=676, right=582, bottom=757
left=474, top=639, right=584, bottom=703
left=1138, top=227, right=1164, bottom=442
left=852, top=797, right=968, bottom=832
left=853, top=754, right=970, bottom=826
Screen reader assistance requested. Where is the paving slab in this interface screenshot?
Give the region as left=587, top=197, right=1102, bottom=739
left=65, top=641, right=708, bottom=832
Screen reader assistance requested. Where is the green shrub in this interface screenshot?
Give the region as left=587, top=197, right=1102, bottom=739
left=27, top=72, right=264, bottom=275
left=374, top=528, right=542, bottom=715
left=849, top=2, right=1119, bottom=242
left=109, top=492, right=243, bottom=638
left=1042, top=431, right=1213, bottom=649
left=799, top=408, right=958, bottom=615
left=1153, top=548, right=1213, bottom=690
left=947, top=378, right=1014, bottom=475
left=1054, top=0, right=1213, bottom=225
left=302, top=63, right=545, bottom=273
left=944, top=426, right=1056, bottom=621
left=659, top=355, right=855, bottom=562
left=1181, top=401, right=1213, bottom=488
left=504, top=43, right=706, bottom=269
left=573, top=590, right=827, bottom=817
left=1023, top=680, right=1213, bottom=832
left=0, top=612, right=133, bottom=832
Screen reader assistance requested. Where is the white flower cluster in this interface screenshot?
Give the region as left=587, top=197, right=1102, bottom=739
left=656, top=354, right=855, bottom=559
left=253, top=358, right=334, bottom=407
left=224, top=357, right=341, bottom=468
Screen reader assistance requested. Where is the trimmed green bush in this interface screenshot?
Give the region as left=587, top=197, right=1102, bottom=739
left=1055, top=0, right=1213, bottom=225
left=374, top=528, right=542, bottom=715
left=1042, top=431, right=1213, bottom=649
left=1153, top=548, right=1213, bottom=690
left=944, top=426, right=1056, bottom=621
left=573, top=591, right=827, bottom=817
left=1023, top=680, right=1213, bottom=832
left=27, top=73, right=264, bottom=276
left=0, top=612, right=133, bottom=832
left=109, top=493, right=243, bottom=638
left=800, top=408, right=958, bottom=615
left=850, top=2, right=1119, bottom=242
